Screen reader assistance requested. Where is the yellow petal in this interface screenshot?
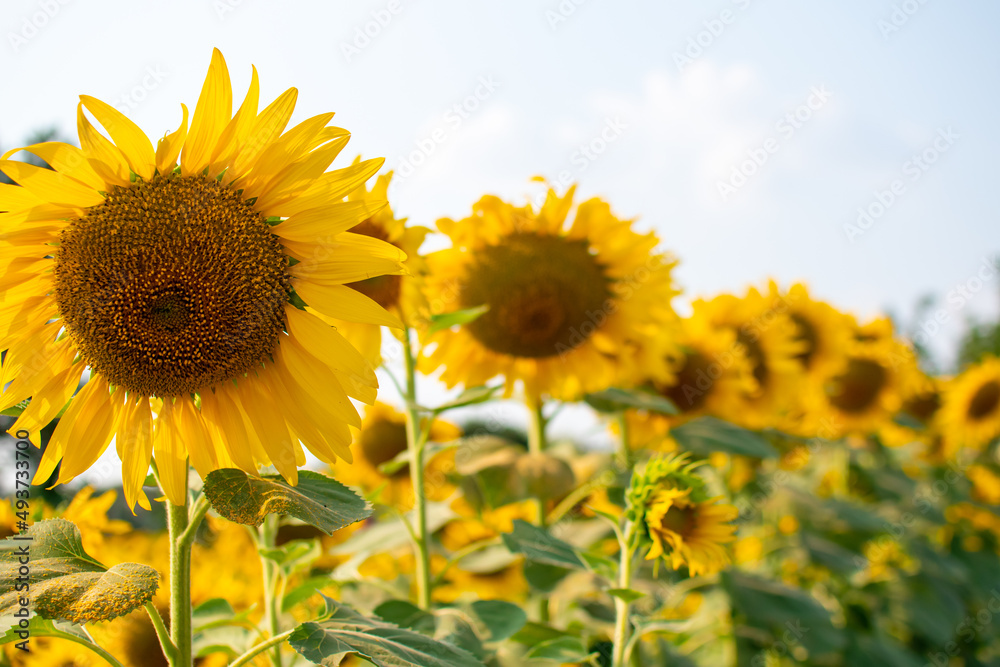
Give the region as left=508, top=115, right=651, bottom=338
left=152, top=398, right=190, bottom=506
left=229, top=87, right=298, bottom=179
left=36, top=377, right=116, bottom=485
left=267, top=158, right=384, bottom=217
left=209, top=66, right=259, bottom=175
left=117, top=395, right=154, bottom=512
left=286, top=232, right=406, bottom=285
left=200, top=386, right=257, bottom=474
left=297, top=282, right=402, bottom=328
left=273, top=199, right=387, bottom=244
left=274, top=338, right=361, bottom=428
left=155, top=104, right=190, bottom=174
left=271, top=358, right=353, bottom=461
left=0, top=183, right=43, bottom=213
left=182, top=48, right=233, bottom=176
left=285, top=306, right=377, bottom=387
left=236, top=377, right=298, bottom=485
left=77, top=103, right=131, bottom=187
left=0, top=160, right=104, bottom=208
left=177, top=396, right=225, bottom=478
left=79, top=96, right=156, bottom=180
left=2, top=143, right=105, bottom=192
left=10, top=362, right=84, bottom=444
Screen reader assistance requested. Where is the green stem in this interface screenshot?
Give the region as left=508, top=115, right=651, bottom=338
left=402, top=326, right=433, bottom=610
left=167, top=495, right=193, bottom=667
left=616, top=411, right=633, bottom=474
left=145, top=601, right=178, bottom=665
left=527, top=398, right=551, bottom=624
left=611, top=523, right=637, bottom=667
left=259, top=513, right=283, bottom=667
left=229, top=628, right=297, bottom=667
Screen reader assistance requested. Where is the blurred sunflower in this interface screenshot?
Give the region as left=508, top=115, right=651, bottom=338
left=804, top=318, right=917, bottom=437
left=771, top=282, right=854, bottom=379
left=880, top=373, right=942, bottom=447
left=0, top=49, right=406, bottom=509
left=421, top=186, right=679, bottom=401
left=330, top=401, right=460, bottom=509
left=968, top=464, right=1000, bottom=505
left=691, top=287, right=805, bottom=429
left=313, top=167, right=430, bottom=367
left=941, top=356, right=1000, bottom=450
left=626, top=306, right=756, bottom=450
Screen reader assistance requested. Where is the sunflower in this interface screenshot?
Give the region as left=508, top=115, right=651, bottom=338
left=941, top=356, right=1000, bottom=450
left=330, top=401, right=461, bottom=509
left=628, top=454, right=737, bottom=577
left=690, top=287, right=805, bottom=429
left=313, top=166, right=430, bottom=367
left=802, top=317, right=918, bottom=438
left=625, top=305, right=756, bottom=449
left=420, top=186, right=679, bottom=402
left=643, top=486, right=738, bottom=576
left=771, top=282, right=854, bottom=379
left=879, top=373, right=942, bottom=448
left=0, top=49, right=406, bottom=509
left=968, top=464, right=1000, bottom=505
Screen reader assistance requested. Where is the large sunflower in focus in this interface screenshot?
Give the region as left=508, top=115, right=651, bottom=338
left=0, top=50, right=406, bottom=509
left=420, top=186, right=679, bottom=401
left=315, top=166, right=430, bottom=367
left=941, top=357, right=1000, bottom=450
left=691, top=287, right=805, bottom=429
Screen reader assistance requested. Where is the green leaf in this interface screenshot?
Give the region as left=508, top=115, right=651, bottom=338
left=0, top=616, right=90, bottom=645
left=524, top=636, right=595, bottom=661
left=431, top=386, right=503, bottom=413
left=374, top=600, right=435, bottom=634
left=510, top=621, right=573, bottom=645
left=434, top=613, right=487, bottom=660
left=670, top=417, right=778, bottom=459
left=585, top=387, right=678, bottom=415
left=202, top=469, right=371, bottom=534
left=469, top=600, right=527, bottom=642
left=501, top=520, right=585, bottom=569
left=523, top=561, right=572, bottom=593
left=288, top=596, right=486, bottom=666
left=427, top=305, right=490, bottom=336
left=259, top=539, right=323, bottom=575
left=608, top=588, right=645, bottom=603
left=0, top=519, right=159, bottom=626
left=579, top=552, right=616, bottom=579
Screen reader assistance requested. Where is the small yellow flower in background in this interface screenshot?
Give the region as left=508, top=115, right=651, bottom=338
left=733, top=535, right=764, bottom=565
left=0, top=49, right=407, bottom=510
left=941, top=356, right=1000, bottom=451
left=628, top=455, right=738, bottom=577
left=777, top=515, right=800, bottom=535
left=315, top=166, right=431, bottom=367
left=421, top=185, right=680, bottom=402
left=330, top=401, right=461, bottom=509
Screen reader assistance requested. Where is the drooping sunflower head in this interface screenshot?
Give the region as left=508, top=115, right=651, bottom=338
left=690, top=286, right=806, bottom=429
left=627, top=454, right=737, bottom=577
left=0, top=49, right=407, bottom=509
left=421, top=185, right=680, bottom=401
left=330, top=402, right=460, bottom=509
left=941, top=356, right=1000, bottom=451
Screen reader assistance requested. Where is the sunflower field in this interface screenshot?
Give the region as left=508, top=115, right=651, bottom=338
left=2, top=43, right=1000, bottom=667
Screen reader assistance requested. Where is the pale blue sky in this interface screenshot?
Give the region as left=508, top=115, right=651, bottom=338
left=2, top=0, right=998, bottom=370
